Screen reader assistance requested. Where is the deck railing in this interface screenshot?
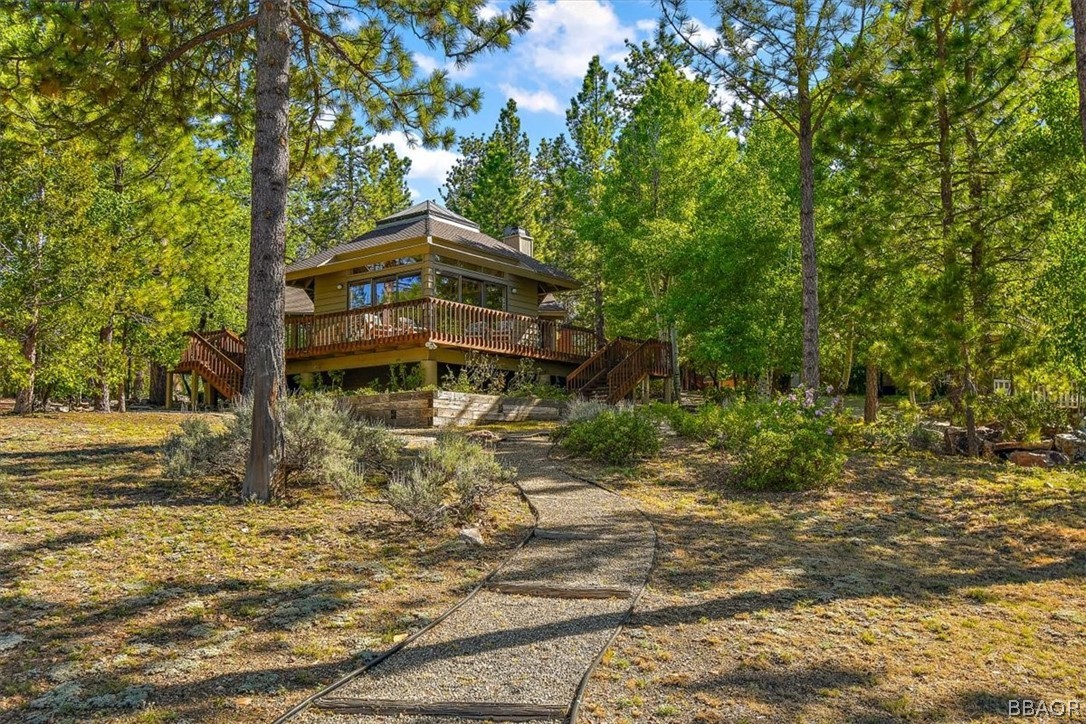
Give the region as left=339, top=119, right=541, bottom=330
left=284, top=297, right=598, bottom=363
left=178, top=331, right=244, bottom=399
left=607, top=340, right=671, bottom=404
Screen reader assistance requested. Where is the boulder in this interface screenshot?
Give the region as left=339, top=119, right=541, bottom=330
left=1008, top=451, right=1054, bottom=468
left=1054, top=433, right=1086, bottom=462
left=945, top=425, right=1002, bottom=455
left=459, top=527, right=485, bottom=547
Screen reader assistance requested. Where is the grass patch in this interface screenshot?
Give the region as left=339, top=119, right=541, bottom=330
left=0, top=411, right=531, bottom=722
left=572, top=438, right=1086, bottom=722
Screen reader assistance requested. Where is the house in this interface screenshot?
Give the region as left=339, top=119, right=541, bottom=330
left=172, top=201, right=670, bottom=406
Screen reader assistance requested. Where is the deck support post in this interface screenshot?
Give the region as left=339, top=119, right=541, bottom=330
left=191, top=370, right=199, bottom=411
left=165, top=372, right=173, bottom=410
left=421, top=360, right=439, bottom=387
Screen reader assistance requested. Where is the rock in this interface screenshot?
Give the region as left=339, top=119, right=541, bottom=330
left=1048, top=451, right=1070, bottom=466
left=392, top=632, right=409, bottom=643
left=944, top=425, right=1001, bottom=454
left=0, top=633, right=26, bottom=651
left=459, top=527, right=485, bottom=547
left=1054, top=433, right=1086, bottom=462
left=1008, top=451, right=1054, bottom=468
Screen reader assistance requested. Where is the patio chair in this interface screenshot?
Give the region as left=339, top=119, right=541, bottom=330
left=491, top=319, right=516, bottom=345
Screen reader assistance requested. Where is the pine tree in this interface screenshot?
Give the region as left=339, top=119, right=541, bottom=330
left=444, top=99, right=537, bottom=238
left=663, top=0, right=880, bottom=390
left=566, top=55, right=619, bottom=345
left=4, top=0, right=531, bottom=499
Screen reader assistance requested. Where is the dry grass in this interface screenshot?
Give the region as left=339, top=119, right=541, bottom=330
left=0, top=412, right=532, bottom=723
left=567, top=438, right=1086, bottom=723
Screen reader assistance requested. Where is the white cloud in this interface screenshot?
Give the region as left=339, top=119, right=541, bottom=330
left=373, top=132, right=460, bottom=199
left=413, top=52, right=439, bottom=74
left=686, top=16, right=720, bottom=47
left=499, top=83, right=563, bottom=115
left=515, top=0, right=636, bottom=82
left=478, top=2, right=502, bottom=21
left=635, top=18, right=658, bottom=34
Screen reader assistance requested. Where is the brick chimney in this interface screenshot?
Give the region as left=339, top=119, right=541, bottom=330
left=502, top=226, right=534, bottom=257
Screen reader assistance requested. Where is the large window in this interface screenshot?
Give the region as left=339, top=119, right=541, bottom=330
left=433, top=270, right=507, bottom=311
left=348, top=272, right=423, bottom=309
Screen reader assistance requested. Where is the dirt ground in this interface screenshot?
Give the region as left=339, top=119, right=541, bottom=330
left=565, top=438, right=1086, bottom=723
left=0, top=411, right=532, bottom=723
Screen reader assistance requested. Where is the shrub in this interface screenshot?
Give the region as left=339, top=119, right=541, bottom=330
left=161, top=394, right=403, bottom=499
left=969, top=394, right=1066, bottom=441
left=675, top=391, right=850, bottom=490
left=385, top=433, right=515, bottom=527
left=562, top=399, right=611, bottom=424
left=388, top=362, right=424, bottom=392
left=646, top=402, right=730, bottom=442
left=441, top=351, right=507, bottom=394
left=737, top=426, right=844, bottom=491
left=557, top=407, right=660, bottom=465
left=506, top=358, right=568, bottom=399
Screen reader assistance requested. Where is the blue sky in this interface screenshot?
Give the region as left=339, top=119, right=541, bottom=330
left=373, top=0, right=719, bottom=202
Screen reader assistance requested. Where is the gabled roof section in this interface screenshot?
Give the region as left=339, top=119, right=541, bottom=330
left=285, top=200, right=577, bottom=286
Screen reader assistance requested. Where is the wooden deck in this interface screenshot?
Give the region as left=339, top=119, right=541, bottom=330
left=284, top=297, right=599, bottom=363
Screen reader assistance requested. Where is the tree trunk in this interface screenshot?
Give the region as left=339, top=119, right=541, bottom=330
left=798, top=104, right=821, bottom=390
left=117, top=383, right=127, bottom=413
left=95, top=322, right=114, bottom=412
left=864, top=362, right=878, bottom=424
left=838, top=328, right=854, bottom=394
left=593, top=279, right=605, bottom=348
left=669, top=324, right=681, bottom=403
left=14, top=319, right=38, bottom=414
left=1073, top=0, right=1086, bottom=154
left=242, top=0, right=291, bottom=503
left=149, top=363, right=167, bottom=406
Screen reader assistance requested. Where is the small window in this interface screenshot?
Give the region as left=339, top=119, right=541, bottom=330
left=394, top=273, right=423, bottom=301
left=461, top=277, right=483, bottom=306
left=347, top=281, right=372, bottom=310
left=483, top=282, right=506, bottom=311
left=435, top=273, right=459, bottom=301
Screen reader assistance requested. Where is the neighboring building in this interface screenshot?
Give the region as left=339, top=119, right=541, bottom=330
left=173, top=201, right=671, bottom=405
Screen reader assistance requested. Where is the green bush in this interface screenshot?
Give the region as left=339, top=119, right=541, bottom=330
left=657, top=392, right=850, bottom=490
left=737, top=425, right=844, bottom=490
left=969, top=394, right=1066, bottom=441
left=385, top=433, right=515, bottom=527
left=162, top=394, right=403, bottom=499
left=441, top=351, right=507, bottom=394
left=388, top=362, right=424, bottom=392
left=557, top=407, right=660, bottom=465
left=505, top=358, right=569, bottom=399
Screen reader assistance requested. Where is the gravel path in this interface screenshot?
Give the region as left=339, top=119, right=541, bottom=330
left=288, top=436, right=655, bottom=723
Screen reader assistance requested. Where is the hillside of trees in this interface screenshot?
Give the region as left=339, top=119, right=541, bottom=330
left=3, top=1, right=1086, bottom=466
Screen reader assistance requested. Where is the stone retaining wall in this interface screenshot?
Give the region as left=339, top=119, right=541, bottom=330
left=341, top=390, right=564, bottom=428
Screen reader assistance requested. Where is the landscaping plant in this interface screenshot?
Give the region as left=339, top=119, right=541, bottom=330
left=162, top=394, right=403, bottom=499
left=556, top=404, right=661, bottom=465
left=385, top=432, right=515, bottom=527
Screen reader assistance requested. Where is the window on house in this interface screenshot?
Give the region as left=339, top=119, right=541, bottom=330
left=433, top=270, right=507, bottom=311
left=348, top=271, right=424, bottom=309
left=483, top=282, right=506, bottom=310
left=347, top=281, right=373, bottom=310
left=435, top=273, right=459, bottom=302
left=461, top=277, right=483, bottom=306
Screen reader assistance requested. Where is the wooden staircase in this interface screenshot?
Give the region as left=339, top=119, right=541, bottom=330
left=566, top=337, right=670, bottom=405
left=175, top=330, right=245, bottom=400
